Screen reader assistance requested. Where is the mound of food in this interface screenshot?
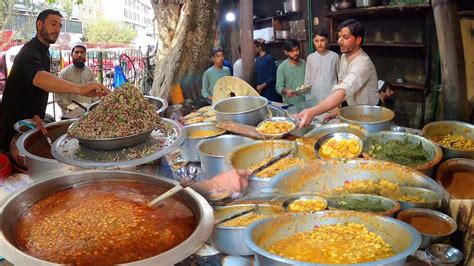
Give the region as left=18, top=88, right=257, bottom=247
left=69, top=84, right=160, bottom=139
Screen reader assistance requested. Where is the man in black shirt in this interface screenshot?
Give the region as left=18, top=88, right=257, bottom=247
left=1, top=9, right=108, bottom=151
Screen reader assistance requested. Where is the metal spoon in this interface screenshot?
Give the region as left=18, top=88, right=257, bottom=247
left=71, top=100, right=88, bottom=111
left=147, top=165, right=198, bottom=207
left=33, top=115, right=53, bottom=146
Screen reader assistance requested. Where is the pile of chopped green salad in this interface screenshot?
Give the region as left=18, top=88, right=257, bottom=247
left=335, top=197, right=391, bottom=213
left=367, top=138, right=429, bottom=166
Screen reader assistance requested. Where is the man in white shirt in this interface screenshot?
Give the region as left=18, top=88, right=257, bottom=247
left=55, top=42, right=97, bottom=112
left=233, top=46, right=242, bottom=79
left=297, top=19, right=379, bottom=128
left=305, top=28, right=339, bottom=104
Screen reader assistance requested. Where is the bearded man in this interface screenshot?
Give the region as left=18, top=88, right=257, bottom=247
left=55, top=43, right=98, bottom=112
left=1, top=9, right=108, bottom=151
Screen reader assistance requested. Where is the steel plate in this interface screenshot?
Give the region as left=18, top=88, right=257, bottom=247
left=52, top=118, right=185, bottom=169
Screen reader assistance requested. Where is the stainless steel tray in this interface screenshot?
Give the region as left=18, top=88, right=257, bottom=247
left=52, top=118, right=185, bottom=169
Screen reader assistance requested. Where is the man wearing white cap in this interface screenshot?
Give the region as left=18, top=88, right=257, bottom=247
left=55, top=42, right=98, bottom=112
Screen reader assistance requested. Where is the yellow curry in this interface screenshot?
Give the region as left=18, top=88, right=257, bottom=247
left=256, top=121, right=295, bottom=135
left=288, top=198, right=327, bottom=212
left=268, top=223, right=395, bottom=264
left=319, top=138, right=361, bottom=159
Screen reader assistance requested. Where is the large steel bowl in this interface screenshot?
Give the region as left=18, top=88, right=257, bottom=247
left=339, top=105, right=395, bottom=133
left=87, top=96, right=168, bottom=116
left=303, top=122, right=369, bottom=143
left=213, top=96, right=269, bottom=126
left=69, top=120, right=154, bottom=150
left=436, top=158, right=474, bottom=199
left=182, top=122, right=226, bottom=162
left=397, top=208, right=457, bottom=249
left=244, top=211, right=421, bottom=266
left=198, top=135, right=255, bottom=178
left=0, top=170, right=214, bottom=266
left=422, top=120, right=474, bottom=160
left=261, top=159, right=447, bottom=201
left=226, top=140, right=316, bottom=193
left=211, top=204, right=283, bottom=256
left=16, top=119, right=78, bottom=179
left=362, top=131, right=443, bottom=177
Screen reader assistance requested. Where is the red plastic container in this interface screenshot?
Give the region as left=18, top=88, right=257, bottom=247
left=0, top=154, right=13, bottom=180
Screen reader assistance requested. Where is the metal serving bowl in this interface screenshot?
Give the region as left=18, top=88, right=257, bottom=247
left=0, top=170, right=214, bottom=266
left=326, top=193, right=400, bottom=217
left=436, top=158, right=474, bottom=199
left=261, top=160, right=447, bottom=202
left=362, top=131, right=443, bottom=177
left=304, top=122, right=369, bottom=142
left=339, top=105, right=395, bottom=133
left=397, top=208, right=457, bottom=249
left=17, top=119, right=79, bottom=179
left=256, top=117, right=297, bottom=139
left=244, top=211, right=421, bottom=266
left=211, top=204, right=284, bottom=256
left=198, top=135, right=255, bottom=178
left=182, top=122, right=226, bottom=162
left=334, top=0, right=353, bottom=9
left=425, top=244, right=463, bottom=265
left=68, top=121, right=154, bottom=150
left=213, top=96, right=269, bottom=126
left=396, top=186, right=442, bottom=210
left=87, top=96, right=168, bottom=115
left=314, top=132, right=363, bottom=159
left=282, top=194, right=328, bottom=212
left=226, top=140, right=316, bottom=193
left=422, top=120, right=474, bottom=160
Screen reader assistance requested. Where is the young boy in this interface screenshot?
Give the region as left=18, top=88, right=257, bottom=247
left=304, top=28, right=339, bottom=104
left=201, top=47, right=231, bottom=102
left=276, top=39, right=306, bottom=105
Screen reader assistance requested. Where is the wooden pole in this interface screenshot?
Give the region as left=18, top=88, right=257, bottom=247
left=432, top=0, right=470, bottom=121
left=239, top=0, right=255, bottom=86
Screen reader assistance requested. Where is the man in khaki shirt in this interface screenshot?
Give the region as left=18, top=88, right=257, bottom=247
left=296, top=19, right=379, bottom=128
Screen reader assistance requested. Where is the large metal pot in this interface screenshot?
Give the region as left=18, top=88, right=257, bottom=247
left=436, top=158, right=474, bottom=199
left=265, top=160, right=447, bottom=200
left=0, top=170, right=214, bottom=265
left=362, top=131, right=443, bottom=177
left=198, top=135, right=254, bottom=178
left=182, top=123, right=225, bottom=162
left=339, top=105, right=395, bottom=133
left=213, top=96, right=269, bottom=126
left=422, top=120, right=474, bottom=160
left=16, top=119, right=78, bottom=179
left=244, top=211, right=421, bottom=266
left=211, top=204, right=283, bottom=256
left=275, top=30, right=290, bottom=40
left=283, top=0, right=301, bottom=13
left=356, top=0, right=379, bottom=7
left=226, top=140, right=316, bottom=193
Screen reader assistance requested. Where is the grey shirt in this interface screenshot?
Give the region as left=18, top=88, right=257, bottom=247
left=334, top=49, right=379, bottom=105
left=304, top=50, right=339, bottom=103
left=55, top=64, right=97, bottom=112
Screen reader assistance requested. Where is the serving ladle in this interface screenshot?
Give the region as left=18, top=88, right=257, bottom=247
left=33, top=115, right=53, bottom=146
left=147, top=164, right=198, bottom=207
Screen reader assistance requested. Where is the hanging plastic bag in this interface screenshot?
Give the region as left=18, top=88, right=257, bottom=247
left=112, top=65, right=128, bottom=88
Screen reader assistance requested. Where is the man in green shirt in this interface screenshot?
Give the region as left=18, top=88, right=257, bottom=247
left=276, top=39, right=306, bottom=105
left=201, top=47, right=231, bottom=102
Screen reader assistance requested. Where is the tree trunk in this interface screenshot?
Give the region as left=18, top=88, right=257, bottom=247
left=150, top=0, right=219, bottom=100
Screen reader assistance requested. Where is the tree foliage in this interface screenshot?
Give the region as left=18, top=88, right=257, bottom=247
left=84, top=17, right=137, bottom=45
